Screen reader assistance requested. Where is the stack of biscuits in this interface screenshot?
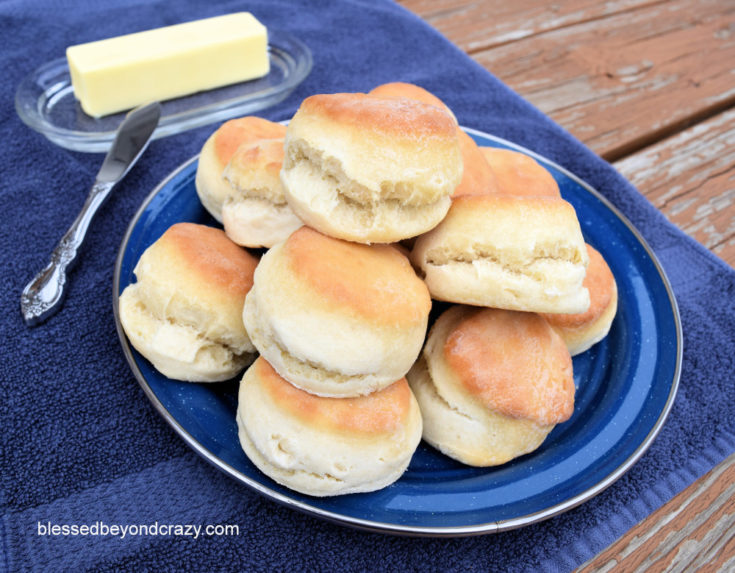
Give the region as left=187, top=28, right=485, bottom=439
left=118, top=82, right=618, bottom=497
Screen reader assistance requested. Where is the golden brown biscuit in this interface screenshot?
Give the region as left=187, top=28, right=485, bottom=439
left=243, top=226, right=432, bottom=396
left=195, top=116, right=287, bottom=222
left=368, top=82, right=498, bottom=198
left=480, top=147, right=560, bottom=198
left=221, top=138, right=303, bottom=248
left=410, top=194, right=590, bottom=313
left=280, top=93, right=462, bottom=243
left=237, top=357, right=422, bottom=496
left=452, top=130, right=500, bottom=197
left=369, top=81, right=457, bottom=120
left=407, top=305, right=575, bottom=466
left=119, top=223, right=259, bottom=382
left=542, top=244, right=618, bottom=355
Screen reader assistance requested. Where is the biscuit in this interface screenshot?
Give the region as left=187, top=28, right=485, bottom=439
left=542, top=244, right=618, bottom=355
left=369, top=81, right=456, bottom=121
left=407, top=305, right=575, bottom=466
left=410, top=194, right=590, bottom=313
left=480, top=147, right=560, bottom=198
left=195, top=116, right=287, bottom=222
left=119, top=223, right=258, bottom=382
left=221, top=138, right=303, bottom=248
left=368, top=82, right=498, bottom=198
left=242, top=226, right=432, bottom=396
left=452, top=130, right=500, bottom=197
left=237, top=357, right=422, bottom=496
left=280, top=93, right=462, bottom=243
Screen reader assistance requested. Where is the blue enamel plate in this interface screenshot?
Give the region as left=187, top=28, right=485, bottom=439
left=113, top=128, right=682, bottom=536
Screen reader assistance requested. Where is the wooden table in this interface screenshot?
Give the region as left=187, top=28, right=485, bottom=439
left=397, top=1, right=734, bottom=569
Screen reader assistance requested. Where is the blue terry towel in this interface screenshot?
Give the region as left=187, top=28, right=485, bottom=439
left=2, top=1, right=733, bottom=571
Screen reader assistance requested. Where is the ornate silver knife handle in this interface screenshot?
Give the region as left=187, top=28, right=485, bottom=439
left=20, top=181, right=115, bottom=326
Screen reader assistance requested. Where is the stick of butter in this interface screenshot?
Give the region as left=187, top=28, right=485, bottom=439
left=66, top=12, right=270, bottom=118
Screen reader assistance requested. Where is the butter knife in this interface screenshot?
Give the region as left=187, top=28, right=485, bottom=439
left=21, top=101, right=161, bottom=326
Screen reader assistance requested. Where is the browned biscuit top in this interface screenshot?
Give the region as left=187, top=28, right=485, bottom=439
left=297, top=92, right=458, bottom=140
left=452, top=130, right=499, bottom=198
left=443, top=307, right=575, bottom=425
left=255, top=357, right=413, bottom=434
left=433, top=193, right=580, bottom=234
left=368, top=82, right=454, bottom=115
left=542, top=244, right=615, bottom=328
left=451, top=192, right=579, bottom=222
left=284, top=227, right=431, bottom=324
left=226, top=138, right=285, bottom=182
left=159, top=223, right=259, bottom=297
left=368, top=83, right=496, bottom=198
left=213, top=116, right=287, bottom=166
left=480, top=148, right=560, bottom=198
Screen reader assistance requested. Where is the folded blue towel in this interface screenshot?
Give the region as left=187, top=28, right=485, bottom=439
left=2, top=0, right=733, bottom=571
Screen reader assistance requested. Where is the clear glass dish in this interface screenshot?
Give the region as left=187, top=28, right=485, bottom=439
left=15, top=30, right=312, bottom=153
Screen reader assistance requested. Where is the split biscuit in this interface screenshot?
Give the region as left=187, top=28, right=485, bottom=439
left=280, top=92, right=462, bottom=243
left=221, top=138, right=303, bottom=248
left=243, top=226, right=432, bottom=397
left=410, top=194, right=590, bottom=314
left=195, top=116, right=287, bottom=222
left=119, top=223, right=258, bottom=382
left=542, top=244, right=618, bottom=355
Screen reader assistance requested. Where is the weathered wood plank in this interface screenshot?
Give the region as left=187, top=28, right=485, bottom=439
left=469, top=0, right=735, bottom=160
left=615, top=109, right=735, bottom=267
left=398, top=0, right=662, bottom=52
left=577, top=452, right=735, bottom=572
left=399, top=1, right=735, bottom=567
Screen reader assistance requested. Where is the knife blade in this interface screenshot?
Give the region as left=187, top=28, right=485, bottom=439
left=21, top=101, right=161, bottom=326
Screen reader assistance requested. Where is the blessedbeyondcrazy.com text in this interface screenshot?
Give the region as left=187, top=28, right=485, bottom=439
left=37, top=521, right=239, bottom=540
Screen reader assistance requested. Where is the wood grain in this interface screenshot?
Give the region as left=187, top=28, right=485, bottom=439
left=400, top=0, right=735, bottom=161
left=577, top=452, right=735, bottom=572
left=615, top=109, right=735, bottom=267
left=470, top=0, right=735, bottom=160
left=398, top=0, right=662, bottom=52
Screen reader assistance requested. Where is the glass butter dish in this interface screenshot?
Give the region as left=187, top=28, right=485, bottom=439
left=15, top=30, right=312, bottom=152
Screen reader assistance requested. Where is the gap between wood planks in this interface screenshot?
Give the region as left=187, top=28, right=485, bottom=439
left=604, top=95, right=735, bottom=163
